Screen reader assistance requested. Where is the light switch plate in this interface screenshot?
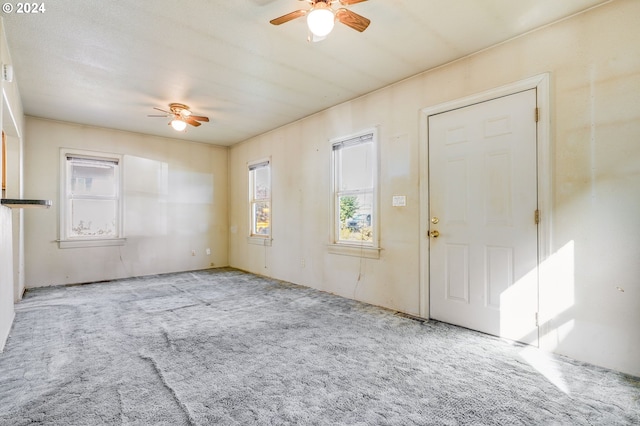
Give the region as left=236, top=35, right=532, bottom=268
left=392, top=195, right=406, bottom=207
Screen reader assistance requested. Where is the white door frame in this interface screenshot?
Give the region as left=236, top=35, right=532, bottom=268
left=418, top=73, right=552, bottom=319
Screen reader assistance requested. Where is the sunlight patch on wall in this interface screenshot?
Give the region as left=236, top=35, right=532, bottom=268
left=519, top=346, right=571, bottom=395
left=539, top=240, right=576, bottom=351
left=124, top=155, right=169, bottom=236
left=516, top=240, right=577, bottom=394
left=499, top=263, right=538, bottom=345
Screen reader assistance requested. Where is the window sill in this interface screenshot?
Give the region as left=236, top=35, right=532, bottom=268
left=58, top=238, right=126, bottom=249
left=247, top=236, right=272, bottom=246
left=327, top=243, right=381, bottom=259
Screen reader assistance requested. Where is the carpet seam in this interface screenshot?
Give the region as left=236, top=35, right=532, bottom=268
left=139, top=353, right=195, bottom=426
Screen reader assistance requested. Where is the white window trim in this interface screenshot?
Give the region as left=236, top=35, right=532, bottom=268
left=329, top=128, right=380, bottom=258
left=247, top=157, right=272, bottom=246
left=58, top=148, right=125, bottom=249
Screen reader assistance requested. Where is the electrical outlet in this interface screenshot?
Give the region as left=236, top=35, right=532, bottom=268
left=301, top=258, right=305, bottom=268
left=191, top=250, right=196, bottom=256
left=206, top=248, right=211, bottom=255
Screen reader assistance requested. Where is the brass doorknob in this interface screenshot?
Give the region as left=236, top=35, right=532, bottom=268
left=429, top=230, right=440, bottom=238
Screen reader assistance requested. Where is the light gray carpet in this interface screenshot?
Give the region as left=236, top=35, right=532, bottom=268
left=0, top=268, right=638, bottom=425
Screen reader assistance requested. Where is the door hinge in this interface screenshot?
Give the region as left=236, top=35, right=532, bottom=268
left=535, top=107, right=540, bottom=122
left=534, top=209, right=540, bottom=224
left=535, top=312, right=539, bottom=327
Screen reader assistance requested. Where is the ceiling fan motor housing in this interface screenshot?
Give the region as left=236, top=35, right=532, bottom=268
left=169, top=103, right=190, bottom=116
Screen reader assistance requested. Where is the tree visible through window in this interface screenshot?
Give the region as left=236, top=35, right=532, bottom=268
left=333, top=132, right=375, bottom=245
left=249, top=160, right=271, bottom=237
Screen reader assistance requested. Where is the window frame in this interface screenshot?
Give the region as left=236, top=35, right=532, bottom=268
left=247, top=157, right=272, bottom=245
left=58, top=148, right=125, bottom=249
left=329, top=129, right=380, bottom=258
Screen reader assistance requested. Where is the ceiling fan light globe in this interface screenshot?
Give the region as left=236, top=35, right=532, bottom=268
left=307, top=8, right=335, bottom=37
left=171, top=119, right=187, bottom=131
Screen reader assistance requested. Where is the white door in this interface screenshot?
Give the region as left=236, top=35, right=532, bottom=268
left=428, top=89, right=539, bottom=345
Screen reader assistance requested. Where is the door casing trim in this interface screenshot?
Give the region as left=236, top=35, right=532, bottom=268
left=418, top=73, right=551, bottom=319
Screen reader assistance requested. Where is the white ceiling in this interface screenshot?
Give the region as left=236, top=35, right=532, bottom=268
left=3, top=0, right=609, bottom=146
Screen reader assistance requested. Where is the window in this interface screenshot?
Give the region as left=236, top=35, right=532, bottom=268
left=249, top=159, right=271, bottom=240
left=332, top=130, right=378, bottom=252
left=59, top=150, right=124, bottom=248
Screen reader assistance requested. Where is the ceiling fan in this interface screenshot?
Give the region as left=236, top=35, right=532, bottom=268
left=148, top=103, right=209, bottom=132
left=270, top=0, right=370, bottom=42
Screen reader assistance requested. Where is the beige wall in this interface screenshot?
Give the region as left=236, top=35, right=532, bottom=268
left=229, top=0, right=640, bottom=376
left=23, top=117, right=229, bottom=287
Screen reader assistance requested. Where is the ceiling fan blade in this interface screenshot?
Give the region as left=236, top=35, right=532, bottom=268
left=335, top=8, right=370, bottom=32
left=184, top=116, right=202, bottom=127
left=270, top=9, right=307, bottom=25
left=153, top=107, right=171, bottom=114
left=148, top=114, right=169, bottom=117
left=339, top=0, right=368, bottom=5
left=190, top=115, right=209, bottom=122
